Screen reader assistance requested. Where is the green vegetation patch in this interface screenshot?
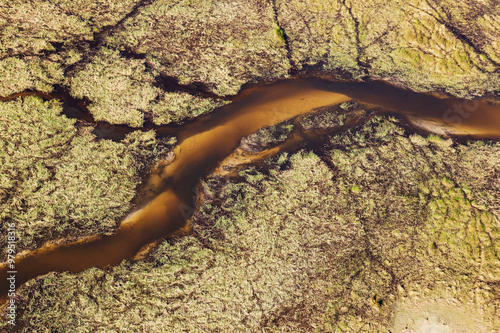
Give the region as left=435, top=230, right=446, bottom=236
left=150, top=91, right=228, bottom=125
left=68, top=47, right=228, bottom=126
left=278, top=0, right=500, bottom=96
left=0, top=0, right=140, bottom=58
left=68, top=47, right=159, bottom=127
left=240, top=118, right=294, bottom=151
left=276, top=0, right=360, bottom=74
left=300, top=101, right=364, bottom=130
left=106, top=0, right=291, bottom=96
left=0, top=96, right=171, bottom=256
left=0, top=57, right=63, bottom=96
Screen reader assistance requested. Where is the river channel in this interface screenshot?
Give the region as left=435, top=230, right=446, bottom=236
left=1, top=78, right=499, bottom=296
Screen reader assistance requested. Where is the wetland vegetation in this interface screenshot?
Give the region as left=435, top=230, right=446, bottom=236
left=1, top=0, right=500, bottom=332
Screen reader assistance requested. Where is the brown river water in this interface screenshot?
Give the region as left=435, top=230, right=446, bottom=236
left=1, top=78, right=500, bottom=297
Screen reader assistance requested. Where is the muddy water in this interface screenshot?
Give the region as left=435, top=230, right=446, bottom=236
left=318, top=80, right=500, bottom=138
left=1, top=78, right=500, bottom=296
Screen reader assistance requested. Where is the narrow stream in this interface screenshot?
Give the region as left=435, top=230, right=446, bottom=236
left=1, top=78, right=500, bottom=297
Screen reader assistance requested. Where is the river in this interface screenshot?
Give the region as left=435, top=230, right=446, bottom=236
left=1, top=78, right=499, bottom=297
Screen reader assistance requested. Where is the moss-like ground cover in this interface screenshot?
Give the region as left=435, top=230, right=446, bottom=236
left=6, top=117, right=498, bottom=332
